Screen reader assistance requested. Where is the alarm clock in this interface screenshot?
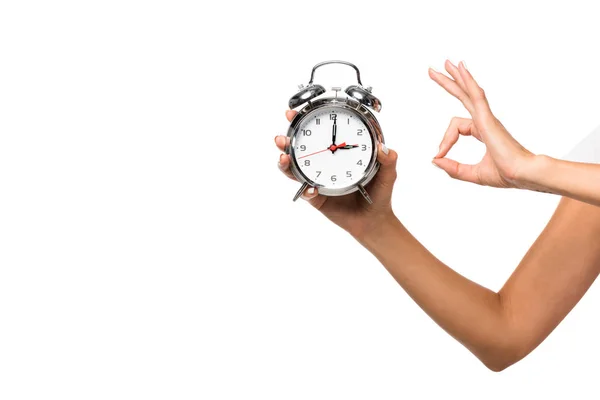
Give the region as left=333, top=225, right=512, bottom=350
left=286, top=60, right=384, bottom=204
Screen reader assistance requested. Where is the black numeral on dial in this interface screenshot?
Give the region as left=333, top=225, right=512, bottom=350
left=302, top=129, right=312, bottom=136
left=357, top=129, right=363, bottom=136
left=304, top=160, right=310, bottom=166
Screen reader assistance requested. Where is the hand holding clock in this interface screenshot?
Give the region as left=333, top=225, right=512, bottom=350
left=275, top=110, right=399, bottom=239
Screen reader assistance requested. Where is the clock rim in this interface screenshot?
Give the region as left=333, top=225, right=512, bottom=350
left=286, top=97, right=384, bottom=197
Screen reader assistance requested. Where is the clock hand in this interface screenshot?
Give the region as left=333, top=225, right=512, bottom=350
left=297, top=148, right=330, bottom=159
left=331, top=118, right=337, bottom=152
left=297, top=142, right=347, bottom=159
left=337, top=144, right=359, bottom=149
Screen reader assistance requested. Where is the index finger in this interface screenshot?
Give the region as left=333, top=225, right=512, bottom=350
left=286, top=110, right=297, bottom=122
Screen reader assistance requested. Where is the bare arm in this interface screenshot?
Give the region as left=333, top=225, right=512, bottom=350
left=358, top=197, right=600, bottom=371
left=523, top=156, right=600, bottom=206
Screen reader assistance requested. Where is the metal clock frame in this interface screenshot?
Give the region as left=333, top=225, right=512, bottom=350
left=286, top=97, right=384, bottom=203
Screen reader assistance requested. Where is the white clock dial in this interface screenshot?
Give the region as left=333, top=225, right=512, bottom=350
left=292, top=106, right=374, bottom=189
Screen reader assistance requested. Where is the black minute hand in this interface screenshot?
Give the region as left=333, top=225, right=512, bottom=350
left=332, top=117, right=337, bottom=145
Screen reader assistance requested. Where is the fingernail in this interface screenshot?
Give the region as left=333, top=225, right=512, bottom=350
left=429, top=66, right=439, bottom=73
left=307, top=187, right=315, bottom=195
left=432, top=160, right=441, bottom=169
left=381, top=143, right=389, bottom=155
left=460, top=61, right=468, bottom=70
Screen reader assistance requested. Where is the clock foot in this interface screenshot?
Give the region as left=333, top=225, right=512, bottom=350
left=293, top=182, right=309, bottom=202
left=357, top=185, right=373, bottom=204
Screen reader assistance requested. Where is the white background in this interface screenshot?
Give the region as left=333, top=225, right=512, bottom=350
left=1, top=1, right=600, bottom=399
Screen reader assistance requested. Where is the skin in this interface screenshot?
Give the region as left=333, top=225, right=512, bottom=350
left=275, top=61, right=600, bottom=371
left=428, top=61, right=600, bottom=206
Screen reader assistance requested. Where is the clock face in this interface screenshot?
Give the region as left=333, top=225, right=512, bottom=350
left=292, top=106, right=374, bottom=190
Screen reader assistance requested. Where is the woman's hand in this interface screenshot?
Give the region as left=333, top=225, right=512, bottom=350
left=429, top=60, right=535, bottom=188
left=275, top=110, right=399, bottom=239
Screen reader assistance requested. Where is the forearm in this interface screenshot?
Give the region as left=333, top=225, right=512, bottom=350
left=356, top=217, right=518, bottom=370
left=522, top=155, right=600, bottom=206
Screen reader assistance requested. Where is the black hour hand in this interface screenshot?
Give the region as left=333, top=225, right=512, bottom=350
left=338, top=144, right=359, bottom=149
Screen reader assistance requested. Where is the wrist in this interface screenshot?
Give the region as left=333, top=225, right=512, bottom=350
left=353, top=211, right=403, bottom=248
left=516, top=154, right=556, bottom=193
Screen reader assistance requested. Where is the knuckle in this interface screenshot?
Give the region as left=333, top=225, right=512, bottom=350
left=476, top=166, right=484, bottom=184
left=450, top=164, right=461, bottom=179
left=444, top=131, right=459, bottom=144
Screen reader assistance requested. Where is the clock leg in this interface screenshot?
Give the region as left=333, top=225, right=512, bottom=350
left=293, top=182, right=310, bottom=202
left=357, top=184, right=373, bottom=204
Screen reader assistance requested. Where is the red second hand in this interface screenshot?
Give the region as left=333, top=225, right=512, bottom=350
left=297, top=148, right=329, bottom=159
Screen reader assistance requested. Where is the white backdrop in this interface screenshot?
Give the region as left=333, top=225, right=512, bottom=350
left=1, top=1, right=600, bottom=399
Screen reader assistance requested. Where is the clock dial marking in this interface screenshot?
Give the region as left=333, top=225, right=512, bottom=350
left=293, top=106, right=373, bottom=190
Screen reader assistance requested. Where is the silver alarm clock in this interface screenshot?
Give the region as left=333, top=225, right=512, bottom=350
left=286, top=60, right=384, bottom=204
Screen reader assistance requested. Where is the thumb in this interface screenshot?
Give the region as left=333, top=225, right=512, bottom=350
left=432, top=157, right=479, bottom=184
left=374, top=143, right=398, bottom=189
